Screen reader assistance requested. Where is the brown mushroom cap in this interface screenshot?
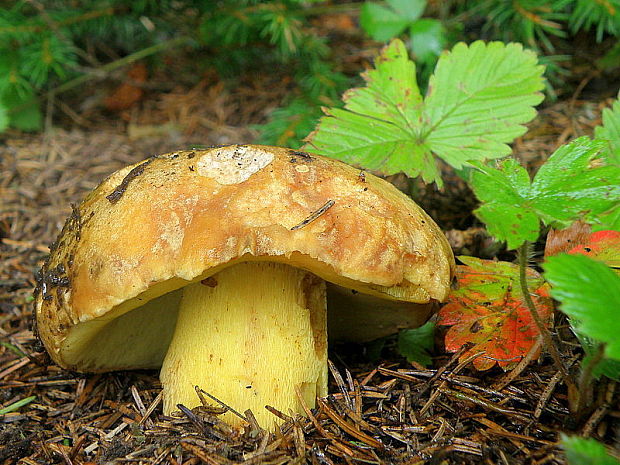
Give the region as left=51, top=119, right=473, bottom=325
left=35, top=144, right=455, bottom=372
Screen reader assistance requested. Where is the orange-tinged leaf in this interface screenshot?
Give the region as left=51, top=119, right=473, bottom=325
left=104, top=62, right=148, bottom=112
left=438, top=256, right=553, bottom=371
left=567, top=230, right=620, bottom=272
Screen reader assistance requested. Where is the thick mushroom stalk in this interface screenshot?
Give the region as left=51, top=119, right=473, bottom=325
left=160, top=262, right=328, bottom=429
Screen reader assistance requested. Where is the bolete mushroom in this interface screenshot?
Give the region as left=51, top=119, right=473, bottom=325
left=35, top=145, right=454, bottom=430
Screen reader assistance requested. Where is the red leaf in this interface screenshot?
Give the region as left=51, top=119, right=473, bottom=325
left=437, top=256, right=553, bottom=371
left=546, top=222, right=620, bottom=273
left=567, top=230, right=620, bottom=272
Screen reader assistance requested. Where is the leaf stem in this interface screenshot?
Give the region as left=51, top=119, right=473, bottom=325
left=576, top=342, right=606, bottom=415
left=518, top=242, right=574, bottom=390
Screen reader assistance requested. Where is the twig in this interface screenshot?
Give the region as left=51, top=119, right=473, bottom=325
left=194, top=386, right=247, bottom=422
left=294, top=385, right=328, bottom=437
left=138, top=391, right=164, bottom=425
left=493, top=336, right=543, bottom=391
left=439, top=387, right=530, bottom=422
left=290, top=200, right=335, bottom=231
left=328, top=360, right=353, bottom=410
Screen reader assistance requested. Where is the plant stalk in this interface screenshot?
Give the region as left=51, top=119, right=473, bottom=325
left=576, top=342, right=607, bottom=415
left=518, top=242, right=575, bottom=391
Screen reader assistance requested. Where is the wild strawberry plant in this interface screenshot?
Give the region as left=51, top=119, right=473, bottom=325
left=306, top=39, right=620, bottom=431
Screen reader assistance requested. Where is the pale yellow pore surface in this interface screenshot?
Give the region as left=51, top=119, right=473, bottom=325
left=160, top=262, right=328, bottom=429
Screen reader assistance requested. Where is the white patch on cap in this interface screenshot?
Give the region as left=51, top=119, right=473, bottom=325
left=197, top=146, right=274, bottom=185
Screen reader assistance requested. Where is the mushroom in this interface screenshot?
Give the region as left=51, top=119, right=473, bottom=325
left=35, top=145, right=455, bottom=430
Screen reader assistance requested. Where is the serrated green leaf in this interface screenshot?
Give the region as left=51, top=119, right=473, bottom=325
left=425, top=41, right=545, bottom=168
left=360, top=3, right=410, bottom=41
left=594, top=91, right=620, bottom=165
left=397, top=321, right=434, bottom=366
left=387, top=0, right=426, bottom=22
left=306, top=40, right=544, bottom=186
left=345, top=39, right=422, bottom=126
left=544, top=254, right=620, bottom=360
left=305, top=40, right=441, bottom=183
left=530, top=137, right=620, bottom=227
left=594, top=208, right=620, bottom=232
left=470, top=137, right=620, bottom=248
left=409, top=18, right=445, bottom=63
left=310, top=106, right=441, bottom=182
left=562, top=435, right=620, bottom=465
left=469, top=158, right=540, bottom=248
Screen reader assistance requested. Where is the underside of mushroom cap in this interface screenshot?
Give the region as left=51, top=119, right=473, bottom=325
left=35, top=145, right=455, bottom=372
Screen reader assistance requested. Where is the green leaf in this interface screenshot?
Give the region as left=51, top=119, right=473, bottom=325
left=562, top=435, right=620, bottom=465
left=595, top=208, right=620, bottom=232
left=344, top=40, right=422, bottom=126
left=360, top=3, right=410, bottom=41
left=306, top=40, right=545, bottom=186
left=530, top=138, right=620, bottom=227
left=424, top=41, right=545, bottom=169
left=594, top=91, right=620, bottom=165
left=387, top=0, right=426, bottom=22
left=578, top=334, right=620, bottom=381
left=409, top=18, right=445, bottom=63
left=470, top=137, right=620, bottom=248
left=469, top=158, right=541, bottom=248
left=305, top=39, right=440, bottom=183
left=544, top=254, right=620, bottom=361
left=397, top=321, right=435, bottom=366
left=0, top=102, right=8, bottom=132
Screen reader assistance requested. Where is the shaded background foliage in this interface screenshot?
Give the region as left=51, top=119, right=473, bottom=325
left=1, top=0, right=619, bottom=146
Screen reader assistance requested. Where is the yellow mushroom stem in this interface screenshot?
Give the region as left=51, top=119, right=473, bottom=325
left=160, top=262, right=328, bottom=430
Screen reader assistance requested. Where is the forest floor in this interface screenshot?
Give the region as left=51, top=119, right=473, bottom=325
left=1, top=30, right=619, bottom=465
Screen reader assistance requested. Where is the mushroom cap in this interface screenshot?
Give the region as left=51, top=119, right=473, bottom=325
left=35, top=145, right=455, bottom=371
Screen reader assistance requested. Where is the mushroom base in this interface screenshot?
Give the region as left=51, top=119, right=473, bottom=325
left=160, top=262, right=328, bottom=430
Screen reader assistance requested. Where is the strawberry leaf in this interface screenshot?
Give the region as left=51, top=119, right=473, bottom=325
left=398, top=321, right=435, bottom=367
left=594, top=91, right=620, bottom=166
left=469, top=158, right=540, bottom=248
left=544, top=254, right=620, bottom=360
left=470, top=137, right=620, bottom=249
left=305, top=40, right=440, bottom=184
left=305, top=40, right=544, bottom=186
left=438, top=256, right=552, bottom=371
left=578, top=333, right=620, bottom=381
left=424, top=41, right=544, bottom=168
left=567, top=230, right=620, bottom=273
left=562, top=435, right=620, bottom=465
left=545, top=226, right=620, bottom=273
